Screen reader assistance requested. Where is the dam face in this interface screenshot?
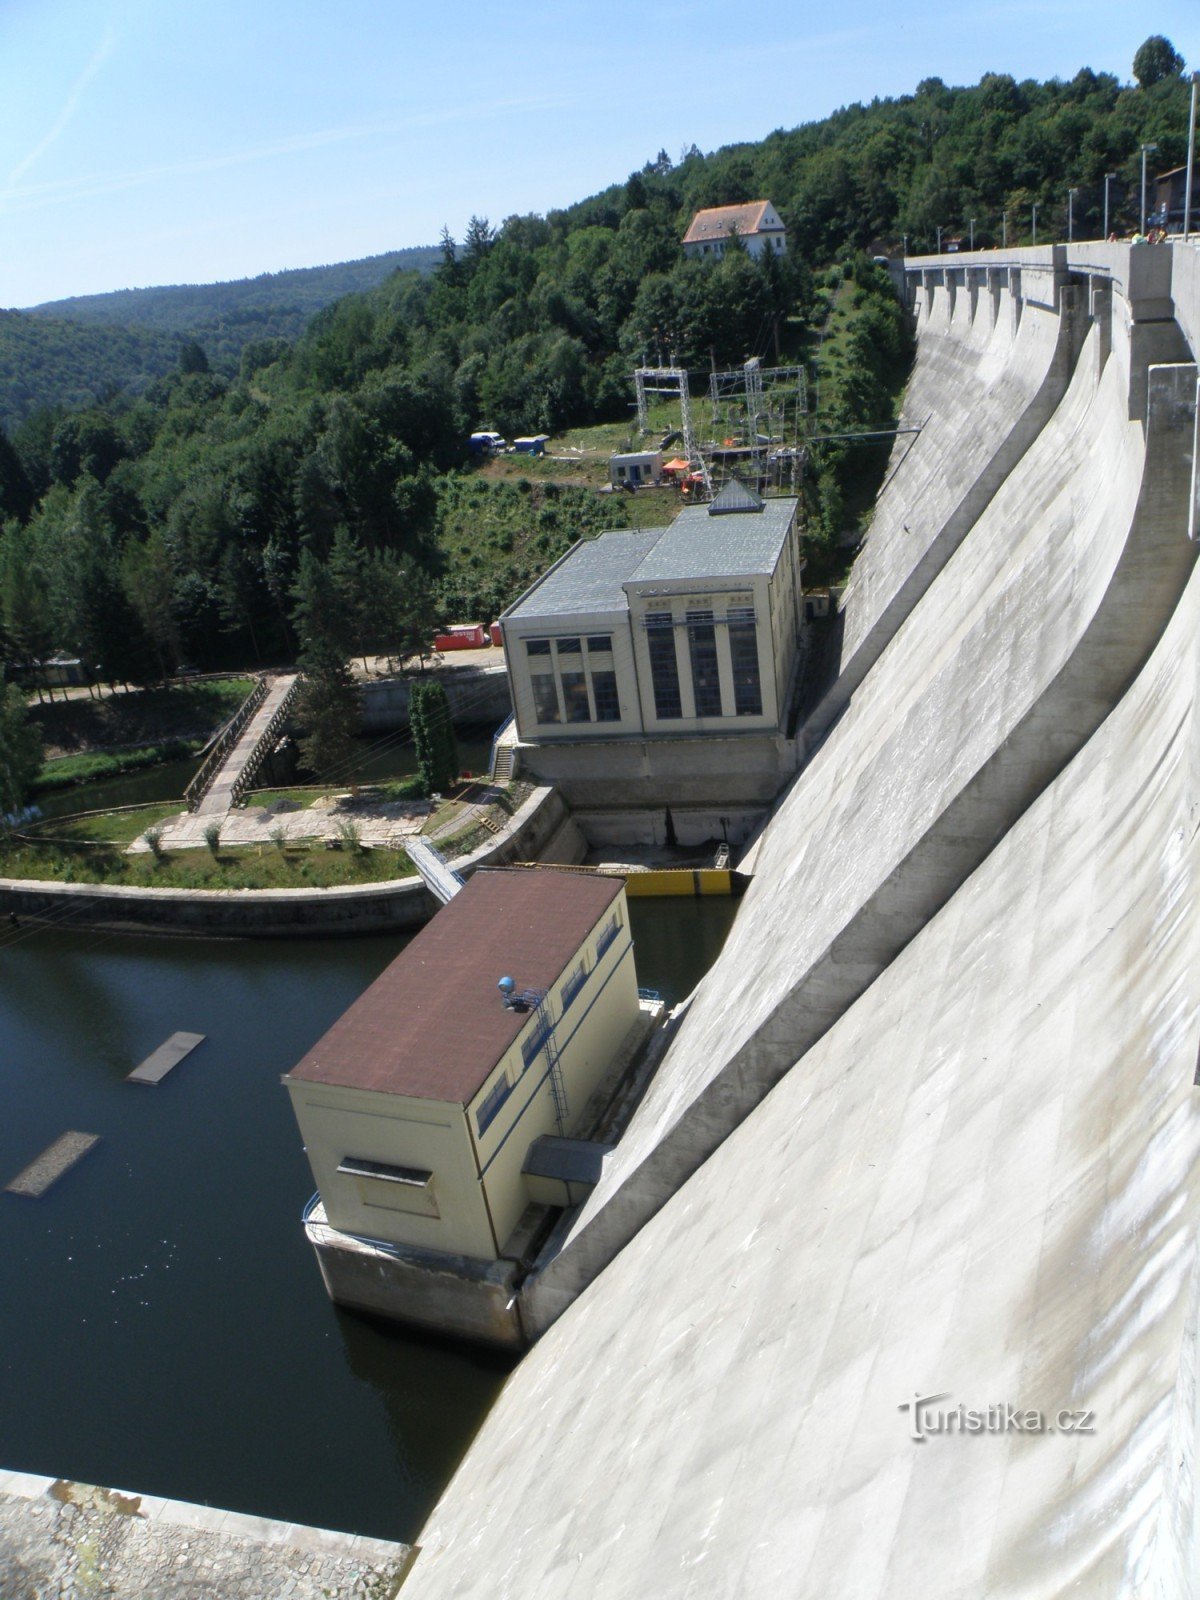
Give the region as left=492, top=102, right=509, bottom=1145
left=402, top=245, right=1200, bottom=1599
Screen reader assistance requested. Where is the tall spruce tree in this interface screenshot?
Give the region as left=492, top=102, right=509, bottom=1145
left=409, top=678, right=458, bottom=795
left=0, top=680, right=42, bottom=821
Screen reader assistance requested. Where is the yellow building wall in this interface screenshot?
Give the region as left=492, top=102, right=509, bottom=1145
left=472, top=935, right=639, bottom=1252
left=289, top=886, right=640, bottom=1265
left=286, top=1081, right=497, bottom=1260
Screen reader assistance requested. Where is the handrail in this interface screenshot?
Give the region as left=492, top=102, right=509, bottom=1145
left=229, top=677, right=302, bottom=806
left=183, top=676, right=267, bottom=812
left=488, top=712, right=515, bottom=780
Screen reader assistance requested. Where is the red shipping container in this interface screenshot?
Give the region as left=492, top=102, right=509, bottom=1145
left=433, top=624, right=486, bottom=651
left=489, top=622, right=502, bottom=648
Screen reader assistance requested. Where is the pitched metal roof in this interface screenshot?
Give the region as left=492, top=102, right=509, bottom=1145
left=627, top=497, right=798, bottom=585
left=505, top=530, right=662, bottom=619
left=682, top=201, right=783, bottom=245
left=285, top=869, right=625, bottom=1105
left=708, top=478, right=764, bottom=515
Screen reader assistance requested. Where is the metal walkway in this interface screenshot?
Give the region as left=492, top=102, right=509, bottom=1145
left=194, top=674, right=299, bottom=816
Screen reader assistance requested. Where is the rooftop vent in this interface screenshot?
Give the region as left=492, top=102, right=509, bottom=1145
left=707, top=478, right=764, bottom=516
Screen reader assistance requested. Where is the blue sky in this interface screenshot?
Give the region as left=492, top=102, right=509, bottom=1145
left=1, top=0, right=1197, bottom=308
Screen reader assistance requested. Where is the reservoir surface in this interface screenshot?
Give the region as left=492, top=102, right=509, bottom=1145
left=0, top=896, right=734, bottom=1540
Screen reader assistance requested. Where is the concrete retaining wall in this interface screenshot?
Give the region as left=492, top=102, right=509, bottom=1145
left=0, top=786, right=570, bottom=938
left=522, top=244, right=1200, bottom=1334
left=359, top=667, right=512, bottom=731
left=407, top=424, right=1200, bottom=1600
left=516, top=728, right=796, bottom=808
left=805, top=250, right=1082, bottom=745
left=309, top=1224, right=524, bottom=1350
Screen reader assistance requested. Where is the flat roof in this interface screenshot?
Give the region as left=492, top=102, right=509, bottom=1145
left=628, top=497, right=797, bottom=585
left=506, top=530, right=661, bottom=620
left=285, top=869, right=625, bottom=1105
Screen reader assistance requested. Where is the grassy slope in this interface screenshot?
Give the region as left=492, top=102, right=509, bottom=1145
left=0, top=833, right=418, bottom=889
left=30, top=678, right=255, bottom=758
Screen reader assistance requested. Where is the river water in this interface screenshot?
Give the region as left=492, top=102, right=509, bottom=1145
left=0, top=896, right=735, bottom=1541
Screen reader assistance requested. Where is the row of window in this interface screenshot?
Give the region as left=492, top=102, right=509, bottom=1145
left=526, top=635, right=611, bottom=658
left=476, top=909, right=625, bottom=1136
left=645, top=610, right=763, bottom=719
left=531, top=668, right=621, bottom=725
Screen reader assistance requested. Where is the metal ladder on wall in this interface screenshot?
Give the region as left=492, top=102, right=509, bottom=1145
left=519, top=988, right=569, bottom=1133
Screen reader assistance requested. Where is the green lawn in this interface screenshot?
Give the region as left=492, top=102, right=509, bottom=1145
left=33, top=801, right=185, bottom=845
left=0, top=836, right=418, bottom=890
left=34, top=739, right=204, bottom=793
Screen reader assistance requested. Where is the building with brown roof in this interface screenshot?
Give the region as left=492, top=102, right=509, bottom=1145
left=682, top=200, right=786, bottom=260
left=284, top=868, right=639, bottom=1281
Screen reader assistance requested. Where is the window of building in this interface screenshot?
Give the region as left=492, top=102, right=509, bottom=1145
left=687, top=610, right=723, bottom=718
left=728, top=610, right=763, bottom=716
left=561, top=671, right=591, bottom=723
left=532, top=676, right=561, bottom=724
left=525, top=638, right=551, bottom=657
left=556, top=637, right=582, bottom=656
left=646, top=612, right=682, bottom=719
left=592, top=670, right=620, bottom=721
left=561, top=961, right=588, bottom=1011
left=476, top=1072, right=514, bottom=1136
left=522, top=1012, right=554, bottom=1069
left=596, top=909, right=622, bottom=958
left=338, top=1157, right=440, bottom=1218
left=586, top=635, right=612, bottom=653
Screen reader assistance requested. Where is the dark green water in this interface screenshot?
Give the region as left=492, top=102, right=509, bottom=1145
left=34, top=757, right=204, bottom=820
left=0, top=897, right=736, bottom=1540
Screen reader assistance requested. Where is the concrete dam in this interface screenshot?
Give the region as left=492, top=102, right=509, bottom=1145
left=398, top=242, right=1200, bottom=1598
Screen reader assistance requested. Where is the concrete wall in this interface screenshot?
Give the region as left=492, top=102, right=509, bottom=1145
left=524, top=246, right=1199, bottom=1330
left=309, top=1222, right=525, bottom=1348
left=517, top=727, right=795, bottom=808
left=359, top=667, right=512, bottom=732
left=406, top=458, right=1200, bottom=1600
left=805, top=250, right=1082, bottom=744
left=0, top=785, right=570, bottom=938
left=400, top=238, right=1200, bottom=1600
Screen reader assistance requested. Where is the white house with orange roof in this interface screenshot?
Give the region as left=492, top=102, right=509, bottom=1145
left=682, top=200, right=787, bottom=260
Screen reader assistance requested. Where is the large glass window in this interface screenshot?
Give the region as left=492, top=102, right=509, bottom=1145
left=687, top=610, right=723, bottom=718
left=592, top=670, right=620, bottom=722
left=525, top=638, right=551, bottom=657
left=646, top=613, right=682, bottom=720
left=561, top=671, right=591, bottom=722
left=728, top=612, right=762, bottom=716
left=586, top=635, right=612, bottom=653
left=531, top=676, right=561, bottom=724
left=556, top=637, right=582, bottom=656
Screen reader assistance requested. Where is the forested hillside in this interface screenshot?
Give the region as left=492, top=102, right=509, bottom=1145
left=0, top=310, right=183, bottom=433
left=1, top=246, right=440, bottom=430
left=0, top=43, right=1190, bottom=694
